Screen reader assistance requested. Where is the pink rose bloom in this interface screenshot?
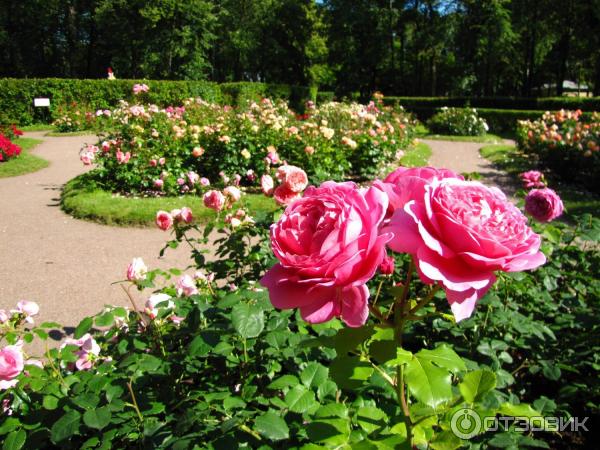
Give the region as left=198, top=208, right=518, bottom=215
left=0, top=310, right=9, bottom=323
left=261, top=175, right=274, bottom=196
left=273, top=185, right=301, bottom=206
left=16, top=300, right=39, bottom=318
left=246, top=170, right=256, bottom=182
left=0, top=345, right=24, bottom=389
left=277, top=165, right=309, bottom=193
left=200, top=177, right=210, bottom=186
left=520, top=170, right=546, bottom=189
left=261, top=181, right=391, bottom=327
left=224, top=186, right=241, bottom=203
left=116, top=150, right=131, bottom=164
left=153, top=179, right=164, bottom=189
left=177, top=274, right=198, bottom=297
left=178, top=207, right=193, bottom=223
left=378, top=254, right=395, bottom=275
left=155, top=210, right=174, bottom=231
left=233, top=174, right=242, bottom=186
left=149, top=159, right=157, bottom=167
left=375, top=166, right=462, bottom=215
left=63, top=334, right=100, bottom=371
left=385, top=177, right=546, bottom=322
left=126, top=257, right=147, bottom=281
left=80, top=151, right=94, bottom=165
left=158, top=157, right=166, bottom=165
left=219, top=171, right=230, bottom=184
left=203, top=190, right=226, bottom=211
left=525, top=188, right=564, bottom=222
left=145, top=293, right=174, bottom=319
left=187, top=171, right=199, bottom=185
left=177, top=178, right=186, bottom=186
left=304, top=146, right=315, bottom=155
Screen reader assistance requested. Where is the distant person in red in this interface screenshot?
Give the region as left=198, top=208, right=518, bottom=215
left=107, top=67, right=116, bottom=80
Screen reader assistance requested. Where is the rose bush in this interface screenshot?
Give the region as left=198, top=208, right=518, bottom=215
left=427, top=107, right=489, bottom=136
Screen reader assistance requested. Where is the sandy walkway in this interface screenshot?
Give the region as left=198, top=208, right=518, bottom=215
left=0, top=133, right=194, bottom=341
left=423, top=138, right=517, bottom=195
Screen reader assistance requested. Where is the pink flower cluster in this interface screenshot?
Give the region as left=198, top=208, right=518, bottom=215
left=132, top=83, right=150, bottom=95
left=0, top=345, right=24, bottom=390
left=155, top=207, right=193, bottom=231
left=203, top=186, right=242, bottom=212
left=62, top=334, right=100, bottom=370
left=261, top=165, right=308, bottom=206
left=0, top=300, right=40, bottom=325
left=520, top=170, right=546, bottom=189
left=261, top=166, right=547, bottom=326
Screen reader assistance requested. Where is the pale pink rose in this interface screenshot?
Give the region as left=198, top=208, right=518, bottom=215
left=219, top=171, right=230, bottom=184
left=116, top=150, right=131, bottom=164
left=145, top=293, right=174, bottom=319
left=233, top=174, right=242, bottom=186
left=224, top=186, right=241, bottom=203
left=200, top=177, right=210, bottom=186
left=16, top=300, right=39, bottom=318
left=126, top=257, right=147, bottom=281
left=277, top=165, right=308, bottom=193
left=153, top=179, right=164, bottom=189
left=375, top=166, right=462, bottom=216
left=266, top=151, right=280, bottom=165
left=158, top=157, right=166, bottom=165
left=520, top=170, right=546, bottom=189
left=80, top=151, right=94, bottom=165
left=261, top=182, right=391, bottom=327
left=192, top=147, right=205, bottom=157
left=304, top=146, right=315, bottom=155
left=384, top=177, right=546, bottom=322
left=178, top=207, right=193, bottom=223
left=273, top=185, right=301, bottom=206
left=62, top=334, right=100, bottom=371
left=525, top=188, right=564, bottom=222
left=0, top=310, right=9, bottom=323
left=203, top=190, right=226, bottom=211
left=155, top=210, right=174, bottom=231
left=170, top=315, right=185, bottom=325
left=176, top=274, right=198, bottom=297
left=0, top=345, right=24, bottom=389
left=187, top=171, right=199, bottom=185
left=177, top=178, right=186, bottom=186
left=261, top=175, right=274, bottom=196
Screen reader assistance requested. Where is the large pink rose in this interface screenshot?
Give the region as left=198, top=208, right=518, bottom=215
left=0, top=345, right=24, bottom=390
left=525, top=188, right=564, bottom=222
left=203, top=190, right=226, bottom=211
left=375, top=166, right=462, bottom=214
left=385, top=177, right=546, bottom=322
left=261, top=181, right=391, bottom=327
left=155, top=210, right=174, bottom=231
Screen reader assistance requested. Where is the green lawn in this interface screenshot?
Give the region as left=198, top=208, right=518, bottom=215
left=400, top=141, right=431, bottom=167
left=61, top=172, right=279, bottom=227
left=19, top=124, right=55, bottom=132
left=480, top=144, right=600, bottom=218
left=0, top=138, right=47, bottom=178
left=46, top=130, right=97, bottom=137
left=424, top=133, right=504, bottom=143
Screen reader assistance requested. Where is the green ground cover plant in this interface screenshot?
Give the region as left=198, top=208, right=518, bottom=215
left=0, top=137, right=45, bottom=178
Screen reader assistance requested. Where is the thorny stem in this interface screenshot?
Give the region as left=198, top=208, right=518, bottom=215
left=121, top=284, right=148, bottom=328
left=127, top=377, right=144, bottom=423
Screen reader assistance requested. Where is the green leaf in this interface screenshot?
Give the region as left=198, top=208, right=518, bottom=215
left=405, top=357, right=452, bottom=409
left=429, top=430, right=462, bottom=450
left=332, top=325, right=374, bottom=353
left=355, top=406, right=387, bottom=434
left=330, top=356, right=374, bottom=389
left=268, top=375, right=299, bottom=390
left=254, top=411, right=289, bottom=441
left=386, top=348, right=414, bottom=367
left=2, top=430, right=26, bottom=450
left=94, top=312, right=114, bottom=327
left=231, top=303, right=264, bottom=338
left=300, top=363, right=329, bottom=389
left=74, top=317, right=94, bottom=339
left=83, top=407, right=111, bottom=430
left=459, top=370, right=496, bottom=403
left=306, top=418, right=350, bottom=446
left=43, top=395, right=60, bottom=410
left=417, top=344, right=467, bottom=373
left=284, top=385, right=317, bottom=414
left=0, top=418, right=20, bottom=435
left=498, top=402, right=540, bottom=419
left=51, top=410, right=81, bottom=443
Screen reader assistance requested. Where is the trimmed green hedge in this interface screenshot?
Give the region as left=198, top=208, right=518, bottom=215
left=383, top=96, right=600, bottom=111
left=0, top=79, right=316, bottom=125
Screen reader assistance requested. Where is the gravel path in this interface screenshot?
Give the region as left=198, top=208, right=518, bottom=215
left=0, top=133, right=514, bottom=349
left=423, top=138, right=517, bottom=195
left=0, top=133, right=193, bottom=343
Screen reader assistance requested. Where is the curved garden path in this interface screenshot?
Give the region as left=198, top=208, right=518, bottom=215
left=0, top=132, right=192, bottom=341
left=0, top=133, right=514, bottom=346
left=423, top=138, right=517, bottom=196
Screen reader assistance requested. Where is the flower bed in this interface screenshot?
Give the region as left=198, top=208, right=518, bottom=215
left=2, top=162, right=597, bottom=448
left=516, top=110, right=600, bottom=191
left=80, top=95, right=416, bottom=196
left=0, top=125, right=23, bottom=162
left=427, top=107, right=489, bottom=136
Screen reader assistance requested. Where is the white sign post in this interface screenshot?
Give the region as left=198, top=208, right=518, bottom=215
left=33, top=98, right=51, bottom=107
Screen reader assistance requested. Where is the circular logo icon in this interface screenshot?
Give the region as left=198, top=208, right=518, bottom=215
left=451, top=408, right=482, bottom=439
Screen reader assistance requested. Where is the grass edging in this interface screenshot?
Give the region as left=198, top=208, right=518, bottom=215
left=0, top=138, right=47, bottom=178
left=61, top=172, right=278, bottom=227
left=424, top=133, right=504, bottom=144
left=480, top=144, right=600, bottom=218
left=400, top=141, right=432, bottom=167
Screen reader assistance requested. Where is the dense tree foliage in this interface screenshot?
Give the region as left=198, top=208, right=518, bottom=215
left=0, top=0, right=598, bottom=96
